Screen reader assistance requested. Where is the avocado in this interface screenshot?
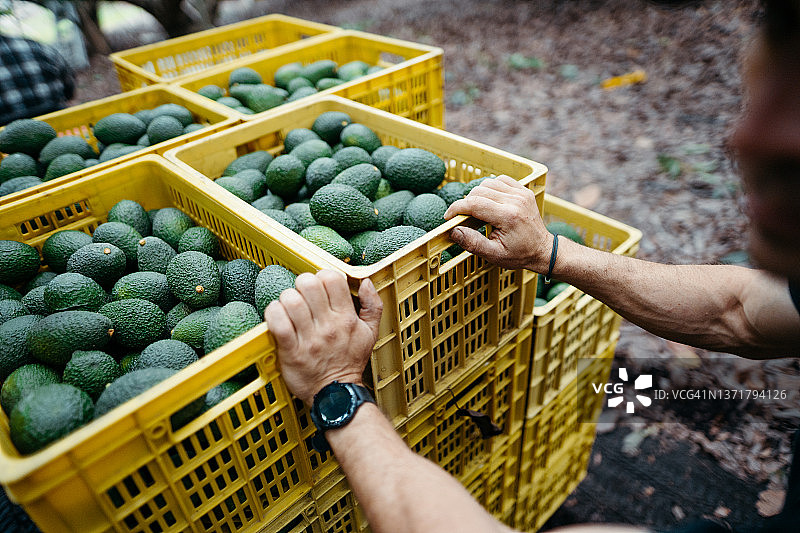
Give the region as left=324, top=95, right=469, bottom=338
left=0, top=153, right=38, bottom=182
left=251, top=192, right=285, bottom=211
left=362, top=226, right=427, bottom=265
left=41, top=230, right=92, bottom=273
left=0, top=315, right=43, bottom=381
left=0, top=119, right=57, bottom=156
left=38, top=135, right=96, bottom=166
left=20, top=287, right=47, bottom=316
left=385, top=148, right=447, bottom=193
left=43, top=272, right=107, bottom=313
left=0, top=284, right=22, bottom=301
left=214, top=176, right=255, bottom=203
left=546, top=221, right=585, bottom=245
left=99, top=299, right=166, bottom=350
left=1, top=363, right=61, bottom=415
left=301, top=60, right=338, bottom=85
left=63, top=350, right=122, bottom=401
left=134, top=339, right=198, bottom=371
left=177, top=227, right=220, bottom=258
left=147, top=115, right=184, bottom=145
left=274, top=62, right=304, bottom=90
left=28, top=310, right=114, bottom=367
left=112, top=271, right=176, bottom=312
left=290, top=139, right=333, bottom=168
left=165, top=302, right=193, bottom=332
left=284, top=202, right=317, bottom=231
left=93, top=113, right=147, bottom=145
left=437, top=181, right=468, bottom=206
left=151, top=208, right=194, bottom=249
left=92, top=222, right=143, bottom=268
left=331, top=163, right=382, bottom=200
left=0, top=176, right=43, bottom=197
left=22, top=271, right=57, bottom=293
left=66, top=242, right=126, bottom=288
left=0, top=299, right=29, bottom=325
left=218, top=259, right=260, bottom=306
left=170, top=306, right=220, bottom=350
left=286, top=76, right=314, bottom=93
left=0, top=240, right=40, bottom=283
left=204, top=301, right=261, bottom=354
left=228, top=67, right=262, bottom=86
left=265, top=154, right=306, bottom=199
left=166, top=251, right=221, bottom=309
left=203, top=381, right=242, bottom=412
left=299, top=225, right=354, bottom=264
left=283, top=128, right=321, bottom=153
left=339, top=123, right=382, bottom=153
left=232, top=169, right=268, bottom=198
left=348, top=231, right=380, bottom=266
left=107, top=199, right=151, bottom=238
left=222, top=151, right=273, bottom=176
left=374, top=190, right=415, bottom=230
left=311, top=111, right=352, bottom=145
left=136, top=236, right=177, bottom=274
left=304, top=157, right=342, bottom=193
left=151, top=104, right=193, bottom=128
left=316, top=77, right=344, bottom=91
left=197, top=85, right=225, bottom=100
left=332, top=146, right=372, bottom=169
left=43, top=153, right=85, bottom=182
left=309, top=183, right=378, bottom=233
left=403, top=193, right=448, bottom=232
left=244, top=85, right=286, bottom=113
left=9, top=383, right=93, bottom=454
left=285, top=86, right=318, bottom=103
left=337, top=60, right=369, bottom=81
left=254, top=265, right=297, bottom=316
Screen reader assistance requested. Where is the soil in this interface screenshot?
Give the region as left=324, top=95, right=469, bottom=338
left=6, top=1, right=795, bottom=532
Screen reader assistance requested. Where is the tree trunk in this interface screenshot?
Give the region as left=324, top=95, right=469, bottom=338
left=73, top=0, right=111, bottom=55
left=124, top=0, right=196, bottom=38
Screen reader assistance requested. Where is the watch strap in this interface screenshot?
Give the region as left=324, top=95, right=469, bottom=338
left=310, top=382, right=375, bottom=454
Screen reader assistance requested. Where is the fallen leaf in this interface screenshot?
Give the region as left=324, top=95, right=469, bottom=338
left=756, top=489, right=786, bottom=517
left=593, top=452, right=602, bottom=466
left=714, top=506, right=731, bottom=518
left=672, top=505, right=686, bottom=521
left=574, top=184, right=601, bottom=209
left=643, top=486, right=655, bottom=497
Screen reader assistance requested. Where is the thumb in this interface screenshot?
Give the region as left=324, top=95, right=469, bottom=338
left=450, top=226, right=500, bottom=259
left=357, top=278, right=383, bottom=335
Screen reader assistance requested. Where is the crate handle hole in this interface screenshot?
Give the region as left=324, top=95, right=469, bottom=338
left=148, top=423, right=167, bottom=440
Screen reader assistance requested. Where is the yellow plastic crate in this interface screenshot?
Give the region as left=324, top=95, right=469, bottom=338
left=0, top=85, right=239, bottom=207
left=396, top=323, right=531, bottom=491
left=0, top=156, right=348, bottom=533
left=110, top=14, right=340, bottom=90
left=176, top=30, right=444, bottom=127
left=166, top=96, right=547, bottom=424
left=514, top=342, right=615, bottom=532
left=259, top=469, right=369, bottom=533
left=525, top=194, right=641, bottom=415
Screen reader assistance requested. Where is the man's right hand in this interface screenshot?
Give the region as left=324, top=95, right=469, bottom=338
left=444, top=175, right=553, bottom=273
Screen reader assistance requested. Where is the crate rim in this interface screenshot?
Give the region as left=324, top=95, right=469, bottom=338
left=109, top=13, right=342, bottom=86
left=165, top=95, right=548, bottom=280
left=532, top=193, right=642, bottom=316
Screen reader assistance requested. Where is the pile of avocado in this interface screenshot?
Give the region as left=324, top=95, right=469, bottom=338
left=0, top=200, right=297, bottom=455
left=209, top=110, right=490, bottom=266
left=0, top=105, right=208, bottom=197
left=534, top=221, right=586, bottom=307
left=195, top=59, right=383, bottom=115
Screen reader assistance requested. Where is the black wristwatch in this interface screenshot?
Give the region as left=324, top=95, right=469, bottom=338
left=310, top=381, right=375, bottom=453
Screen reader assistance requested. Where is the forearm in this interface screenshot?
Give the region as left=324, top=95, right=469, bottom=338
left=542, top=237, right=800, bottom=358
left=326, top=403, right=515, bottom=533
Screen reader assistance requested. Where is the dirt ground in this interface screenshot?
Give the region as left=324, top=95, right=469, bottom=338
left=38, top=0, right=800, bottom=531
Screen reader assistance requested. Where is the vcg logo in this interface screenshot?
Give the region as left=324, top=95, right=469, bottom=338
left=591, top=368, right=653, bottom=414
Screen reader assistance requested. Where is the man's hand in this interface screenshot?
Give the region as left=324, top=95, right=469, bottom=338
left=264, top=269, right=383, bottom=405
left=444, top=175, right=552, bottom=273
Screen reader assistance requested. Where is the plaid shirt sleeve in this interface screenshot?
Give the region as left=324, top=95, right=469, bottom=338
left=0, top=36, right=76, bottom=125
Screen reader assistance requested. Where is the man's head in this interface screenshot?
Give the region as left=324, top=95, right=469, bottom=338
left=731, top=0, right=800, bottom=282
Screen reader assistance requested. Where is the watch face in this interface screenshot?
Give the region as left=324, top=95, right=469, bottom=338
left=317, top=383, right=355, bottom=425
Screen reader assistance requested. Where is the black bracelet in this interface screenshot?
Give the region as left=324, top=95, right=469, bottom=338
left=544, top=233, right=558, bottom=283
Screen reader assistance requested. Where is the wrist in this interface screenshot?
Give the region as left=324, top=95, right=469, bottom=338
left=303, top=374, right=365, bottom=406
left=529, top=233, right=558, bottom=274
